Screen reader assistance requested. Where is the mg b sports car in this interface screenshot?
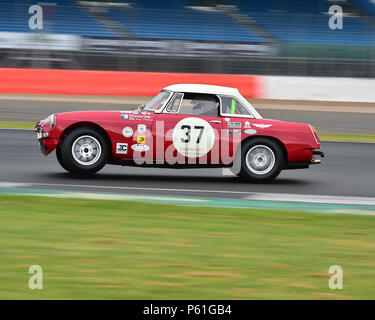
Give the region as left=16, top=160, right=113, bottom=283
left=35, top=84, right=324, bottom=182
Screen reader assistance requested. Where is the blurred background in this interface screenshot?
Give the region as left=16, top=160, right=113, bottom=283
left=1, top=0, right=375, bottom=76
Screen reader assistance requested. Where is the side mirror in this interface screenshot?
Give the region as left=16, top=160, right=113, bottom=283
left=138, top=104, right=145, bottom=113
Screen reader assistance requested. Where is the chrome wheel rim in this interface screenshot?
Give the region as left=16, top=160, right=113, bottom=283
left=72, top=135, right=101, bottom=166
left=245, top=145, right=275, bottom=175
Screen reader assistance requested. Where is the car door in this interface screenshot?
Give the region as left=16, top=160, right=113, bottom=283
left=153, top=92, right=223, bottom=165
left=219, top=95, right=254, bottom=165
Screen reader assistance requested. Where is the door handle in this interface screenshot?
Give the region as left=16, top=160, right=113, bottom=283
left=208, top=120, right=221, bottom=124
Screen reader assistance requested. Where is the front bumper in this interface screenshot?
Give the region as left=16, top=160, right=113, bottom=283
left=35, top=125, right=48, bottom=155
left=35, top=124, right=58, bottom=156
left=35, top=124, right=48, bottom=139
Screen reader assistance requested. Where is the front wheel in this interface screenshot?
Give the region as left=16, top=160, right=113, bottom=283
left=59, top=127, right=109, bottom=175
left=56, top=145, right=69, bottom=172
left=238, top=138, right=284, bottom=183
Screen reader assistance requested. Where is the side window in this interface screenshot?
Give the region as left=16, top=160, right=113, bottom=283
left=165, top=93, right=183, bottom=113
left=220, top=96, right=250, bottom=116
left=178, top=93, right=219, bottom=117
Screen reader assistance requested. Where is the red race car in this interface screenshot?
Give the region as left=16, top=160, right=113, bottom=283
left=35, top=84, right=324, bottom=182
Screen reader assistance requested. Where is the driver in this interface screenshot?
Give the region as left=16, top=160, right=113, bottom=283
left=191, top=99, right=202, bottom=114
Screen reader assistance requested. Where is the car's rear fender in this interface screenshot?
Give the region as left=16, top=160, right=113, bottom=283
left=236, top=127, right=319, bottom=164
left=238, top=135, right=288, bottom=163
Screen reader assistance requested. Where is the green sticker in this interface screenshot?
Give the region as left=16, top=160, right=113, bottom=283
left=231, top=99, right=236, bottom=114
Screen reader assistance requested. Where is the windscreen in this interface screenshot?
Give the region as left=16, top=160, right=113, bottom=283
left=144, top=91, right=171, bottom=112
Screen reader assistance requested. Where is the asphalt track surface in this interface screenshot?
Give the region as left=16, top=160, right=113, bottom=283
left=1, top=97, right=375, bottom=134
left=0, top=129, right=374, bottom=198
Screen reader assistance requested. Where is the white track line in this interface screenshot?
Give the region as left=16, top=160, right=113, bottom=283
left=7, top=182, right=251, bottom=195
left=245, top=193, right=375, bottom=206
left=1, top=181, right=375, bottom=206
left=0, top=182, right=33, bottom=188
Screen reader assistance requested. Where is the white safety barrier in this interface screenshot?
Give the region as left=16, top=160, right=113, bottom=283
left=263, top=75, right=375, bottom=103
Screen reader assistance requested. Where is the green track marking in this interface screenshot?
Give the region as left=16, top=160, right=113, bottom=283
left=0, top=187, right=374, bottom=216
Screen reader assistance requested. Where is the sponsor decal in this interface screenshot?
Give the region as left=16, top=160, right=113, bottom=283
left=137, top=124, right=147, bottom=134
left=129, top=114, right=153, bottom=122
left=253, top=123, right=272, bottom=128
left=172, top=117, right=215, bottom=158
left=122, top=127, right=133, bottom=138
left=131, top=144, right=150, bottom=152
left=137, top=135, right=146, bottom=144
left=244, top=129, right=257, bottom=135
left=116, top=143, right=128, bottom=154
left=244, top=121, right=251, bottom=128
left=225, top=129, right=241, bottom=136
left=121, top=110, right=152, bottom=115
left=228, top=122, right=241, bottom=128
left=121, top=111, right=152, bottom=121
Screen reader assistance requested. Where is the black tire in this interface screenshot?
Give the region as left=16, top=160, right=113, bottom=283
left=238, top=138, right=284, bottom=183
left=59, top=127, right=109, bottom=175
left=56, top=145, right=70, bottom=172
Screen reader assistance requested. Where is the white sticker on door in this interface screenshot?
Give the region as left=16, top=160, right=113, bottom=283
left=137, top=124, right=147, bottom=134
left=172, top=117, right=215, bottom=158
left=122, top=127, right=133, bottom=138
left=116, top=143, right=128, bottom=154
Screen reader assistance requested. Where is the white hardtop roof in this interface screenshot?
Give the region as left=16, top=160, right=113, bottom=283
left=163, top=83, right=262, bottom=119
left=164, top=84, right=240, bottom=96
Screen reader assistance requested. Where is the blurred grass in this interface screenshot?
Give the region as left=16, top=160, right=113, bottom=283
left=0, top=121, right=35, bottom=129
left=1, top=121, right=375, bottom=142
left=319, top=134, right=375, bottom=143
left=1, top=194, right=375, bottom=299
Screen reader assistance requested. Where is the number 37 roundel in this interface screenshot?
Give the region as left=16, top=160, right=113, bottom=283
left=172, top=117, right=216, bottom=158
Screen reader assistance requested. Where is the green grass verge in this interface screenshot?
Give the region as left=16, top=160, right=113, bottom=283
left=1, top=194, right=375, bottom=299
left=319, top=134, right=375, bottom=143
left=1, top=121, right=375, bottom=143
left=0, top=121, right=35, bottom=129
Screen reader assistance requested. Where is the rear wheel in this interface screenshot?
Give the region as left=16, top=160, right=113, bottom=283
left=59, top=127, right=108, bottom=175
left=238, top=138, right=284, bottom=183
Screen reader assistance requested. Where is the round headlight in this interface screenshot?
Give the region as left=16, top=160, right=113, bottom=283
left=44, top=114, right=56, bottom=128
